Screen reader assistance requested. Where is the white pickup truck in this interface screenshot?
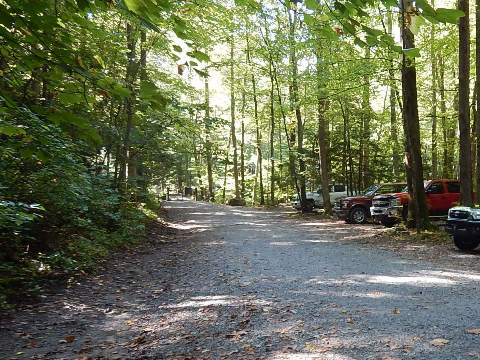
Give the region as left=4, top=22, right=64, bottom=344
left=291, top=184, right=348, bottom=210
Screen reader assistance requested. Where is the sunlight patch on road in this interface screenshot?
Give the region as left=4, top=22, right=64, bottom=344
left=232, top=221, right=269, bottom=227
left=159, top=295, right=271, bottom=309
left=341, top=234, right=375, bottom=240
left=360, top=275, right=456, bottom=286
left=305, top=278, right=360, bottom=286
left=302, top=239, right=332, bottom=243
left=268, top=350, right=356, bottom=359
left=297, top=222, right=344, bottom=227
left=203, top=241, right=225, bottom=246
left=449, top=253, right=479, bottom=259
left=168, top=222, right=210, bottom=230
left=420, top=270, right=480, bottom=281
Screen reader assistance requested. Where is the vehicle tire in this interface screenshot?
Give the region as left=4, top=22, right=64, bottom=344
left=453, top=232, right=480, bottom=251
left=349, top=206, right=367, bottom=224
left=401, top=205, right=408, bottom=222
left=303, top=199, right=315, bottom=213
left=380, top=217, right=397, bottom=227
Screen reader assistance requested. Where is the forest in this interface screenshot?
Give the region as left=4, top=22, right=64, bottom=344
left=0, top=0, right=476, bottom=307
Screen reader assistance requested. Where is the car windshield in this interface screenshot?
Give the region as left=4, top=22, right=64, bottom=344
left=363, top=185, right=379, bottom=196
left=398, top=182, right=429, bottom=193
left=376, top=184, right=406, bottom=194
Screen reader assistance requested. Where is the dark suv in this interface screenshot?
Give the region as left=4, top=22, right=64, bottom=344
left=446, top=206, right=480, bottom=251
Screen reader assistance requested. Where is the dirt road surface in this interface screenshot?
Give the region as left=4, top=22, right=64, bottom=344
left=2, top=201, right=480, bottom=359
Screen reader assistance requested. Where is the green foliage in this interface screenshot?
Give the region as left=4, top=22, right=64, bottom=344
left=0, top=0, right=211, bottom=308
left=0, top=199, right=156, bottom=309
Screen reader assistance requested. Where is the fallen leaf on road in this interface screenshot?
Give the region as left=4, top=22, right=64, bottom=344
left=242, top=344, right=255, bottom=353
left=65, top=335, right=75, bottom=343
left=225, top=330, right=247, bottom=340
left=430, top=338, right=449, bottom=347
left=466, top=328, right=480, bottom=335
left=128, top=335, right=146, bottom=347
left=392, top=308, right=400, bottom=315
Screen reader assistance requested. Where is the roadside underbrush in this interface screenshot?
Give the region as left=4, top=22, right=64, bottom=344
left=385, top=223, right=451, bottom=244
left=358, top=223, right=464, bottom=262
left=0, top=109, right=168, bottom=309
left=0, top=197, right=163, bottom=309
left=0, top=197, right=162, bottom=309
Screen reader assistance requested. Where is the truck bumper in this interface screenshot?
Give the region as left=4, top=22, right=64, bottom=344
left=446, top=219, right=480, bottom=236
left=371, top=206, right=402, bottom=222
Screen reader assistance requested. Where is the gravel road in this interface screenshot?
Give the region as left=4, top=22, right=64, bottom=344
left=2, top=200, right=480, bottom=359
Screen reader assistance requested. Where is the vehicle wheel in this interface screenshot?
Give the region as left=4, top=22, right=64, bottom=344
left=402, top=205, right=408, bottom=222
left=380, top=217, right=397, bottom=227
left=453, top=232, right=480, bottom=251
left=349, top=206, right=367, bottom=224
left=303, top=199, right=315, bottom=213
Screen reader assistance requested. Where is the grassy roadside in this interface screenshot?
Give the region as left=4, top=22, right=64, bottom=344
left=0, top=198, right=165, bottom=310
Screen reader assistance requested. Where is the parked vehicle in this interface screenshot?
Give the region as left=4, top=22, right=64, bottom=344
left=333, top=183, right=406, bottom=224
left=291, top=191, right=322, bottom=211
left=371, top=179, right=460, bottom=226
left=446, top=206, right=480, bottom=251
left=291, top=184, right=348, bottom=211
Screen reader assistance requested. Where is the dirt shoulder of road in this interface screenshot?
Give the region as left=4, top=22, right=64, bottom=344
left=282, top=208, right=480, bottom=272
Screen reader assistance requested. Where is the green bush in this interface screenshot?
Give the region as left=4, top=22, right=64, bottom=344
left=0, top=109, right=160, bottom=309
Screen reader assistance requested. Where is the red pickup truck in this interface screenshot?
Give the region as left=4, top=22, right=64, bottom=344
left=370, top=179, right=460, bottom=226
left=333, top=183, right=407, bottom=224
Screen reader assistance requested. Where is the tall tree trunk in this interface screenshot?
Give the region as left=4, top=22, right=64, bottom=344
left=388, top=10, right=401, bottom=179
left=439, top=54, right=451, bottom=178
left=471, top=83, right=477, bottom=187
left=340, top=101, right=354, bottom=195
left=247, top=36, right=263, bottom=204
left=357, top=116, right=364, bottom=191
left=265, top=31, right=300, bottom=199
left=288, top=3, right=306, bottom=211
left=316, top=49, right=332, bottom=214
left=114, top=144, right=120, bottom=185
left=476, top=0, right=480, bottom=200
left=134, top=29, right=148, bottom=194
left=241, top=78, right=246, bottom=199
left=400, top=0, right=429, bottom=230
left=317, top=99, right=332, bottom=213
left=269, top=62, right=275, bottom=205
left=119, top=22, right=136, bottom=193
left=342, top=109, right=348, bottom=194
left=223, top=135, right=232, bottom=204
left=430, top=11, right=438, bottom=179
left=204, top=74, right=214, bottom=201
left=458, top=0, right=473, bottom=205
left=362, top=47, right=371, bottom=187
left=261, top=11, right=300, bottom=198
left=230, top=38, right=240, bottom=200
